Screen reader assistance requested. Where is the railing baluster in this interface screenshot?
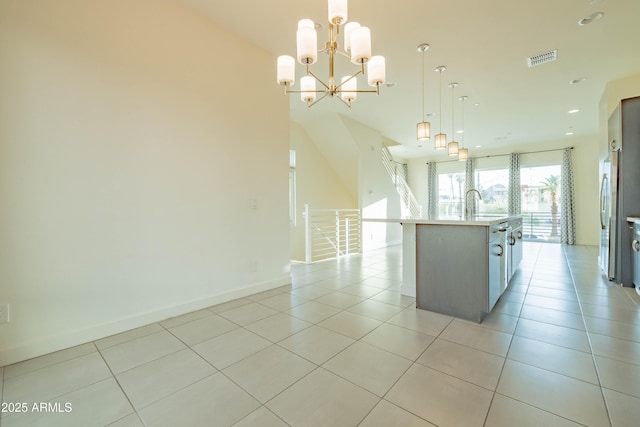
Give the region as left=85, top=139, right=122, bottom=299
left=345, top=217, right=350, bottom=255
left=303, top=207, right=362, bottom=263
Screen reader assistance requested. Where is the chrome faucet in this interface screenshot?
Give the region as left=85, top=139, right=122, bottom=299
left=465, top=189, right=482, bottom=217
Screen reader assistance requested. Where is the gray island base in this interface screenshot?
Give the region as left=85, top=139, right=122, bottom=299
left=364, top=216, right=523, bottom=323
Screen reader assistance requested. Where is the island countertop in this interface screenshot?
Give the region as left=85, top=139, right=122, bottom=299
left=363, top=215, right=521, bottom=226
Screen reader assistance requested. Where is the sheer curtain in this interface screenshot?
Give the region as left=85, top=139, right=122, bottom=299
left=508, top=153, right=521, bottom=215
left=427, top=162, right=437, bottom=217
left=464, top=158, right=476, bottom=215
left=561, top=148, right=576, bottom=245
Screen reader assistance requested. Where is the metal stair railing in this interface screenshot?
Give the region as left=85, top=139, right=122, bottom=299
left=381, top=145, right=423, bottom=218
left=303, top=204, right=362, bottom=264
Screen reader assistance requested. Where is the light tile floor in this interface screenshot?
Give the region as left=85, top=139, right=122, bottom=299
left=1, top=243, right=640, bottom=426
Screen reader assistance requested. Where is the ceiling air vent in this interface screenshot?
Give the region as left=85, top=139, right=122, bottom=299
left=527, top=49, right=558, bottom=67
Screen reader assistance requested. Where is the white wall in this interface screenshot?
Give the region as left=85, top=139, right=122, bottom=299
left=289, top=123, right=356, bottom=261
left=408, top=136, right=600, bottom=246
left=340, top=118, right=403, bottom=250
left=0, top=0, right=290, bottom=365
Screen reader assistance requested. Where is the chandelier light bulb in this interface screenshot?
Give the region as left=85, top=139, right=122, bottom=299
left=301, top=76, right=317, bottom=102
left=328, top=0, right=348, bottom=25
left=344, top=22, right=360, bottom=52
left=367, top=56, right=386, bottom=86
left=296, top=19, right=318, bottom=64
left=340, top=76, right=357, bottom=101
left=276, top=55, right=295, bottom=86
left=350, top=26, right=371, bottom=64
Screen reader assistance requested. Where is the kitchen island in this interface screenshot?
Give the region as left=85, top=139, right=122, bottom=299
left=365, top=216, right=523, bottom=322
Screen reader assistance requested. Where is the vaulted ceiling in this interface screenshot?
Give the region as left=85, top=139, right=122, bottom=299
left=176, top=0, right=640, bottom=159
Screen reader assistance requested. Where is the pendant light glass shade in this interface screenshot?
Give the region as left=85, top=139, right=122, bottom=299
left=417, top=122, right=430, bottom=140
left=434, top=133, right=447, bottom=150
left=458, top=147, right=469, bottom=161
left=448, top=141, right=459, bottom=156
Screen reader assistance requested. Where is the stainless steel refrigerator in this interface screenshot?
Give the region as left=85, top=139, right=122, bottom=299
left=599, top=96, right=640, bottom=287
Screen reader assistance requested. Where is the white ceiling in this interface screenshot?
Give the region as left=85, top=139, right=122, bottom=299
left=176, top=0, right=640, bottom=159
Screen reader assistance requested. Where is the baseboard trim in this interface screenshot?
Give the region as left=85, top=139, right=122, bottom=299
left=0, top=275, right=291, bottom=367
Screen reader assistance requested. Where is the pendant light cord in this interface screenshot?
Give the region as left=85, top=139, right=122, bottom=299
left=439, top=71, right=442, bottom=132
left=461, top=97, right=465, bottom=147
left=451, top=85, right=455, bottom=137
left=421, top=51, right=425, bottom=119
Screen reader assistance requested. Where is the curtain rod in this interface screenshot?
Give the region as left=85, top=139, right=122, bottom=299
left=425, top=146, right=573, bottom=164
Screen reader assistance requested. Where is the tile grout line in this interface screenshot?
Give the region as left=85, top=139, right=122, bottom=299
left=482, top=241, right=541, bottom=427
left=562, top=245, right=614, bottom=427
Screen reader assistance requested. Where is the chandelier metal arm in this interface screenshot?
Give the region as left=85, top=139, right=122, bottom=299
left=337, top=95, right=352, bottom=109
left=306, top=67, right=332, bottom=92
left=306, top=92, right=330, bottom=109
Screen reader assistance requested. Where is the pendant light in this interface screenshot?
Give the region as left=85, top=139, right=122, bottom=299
left=434, top=66, right=447, bottom=150
left=448, top=82, right=459, bottom=156
left=416, top=44, right=430, bottom=146
left=458, top=95, right=469, bottom=161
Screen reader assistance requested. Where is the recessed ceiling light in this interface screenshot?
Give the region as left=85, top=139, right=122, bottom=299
left=475, top=145, right=482, bottom=148
left=565, top=131, right=575, bottom=136
left=578, top=12, right=604, bottom=26
left=456, top=130, right=464, bottom=134
left=386, top=82, right=397, bottom=88
left=425, top=112, right=435, bottom=117
left=570, top=77, right=587, bottom=85
left=568, top=109, right=580, bottom=114
left=474, top=103, right=480, bottom=107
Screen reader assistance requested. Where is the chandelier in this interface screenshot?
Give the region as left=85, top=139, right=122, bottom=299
left=276, top=0, right=386, bottom=109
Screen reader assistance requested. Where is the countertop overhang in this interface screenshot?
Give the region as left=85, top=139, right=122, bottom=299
left=363, top=215, right=522, bottom=226
left=627, top=216, right=640, bottom=224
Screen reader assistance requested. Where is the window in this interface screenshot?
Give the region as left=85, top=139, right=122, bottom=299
left=437, top=172, right=465, bottom=217
left=475, top=169, right=509, bottom=214
left=520, top=165, right=561, bottom=242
